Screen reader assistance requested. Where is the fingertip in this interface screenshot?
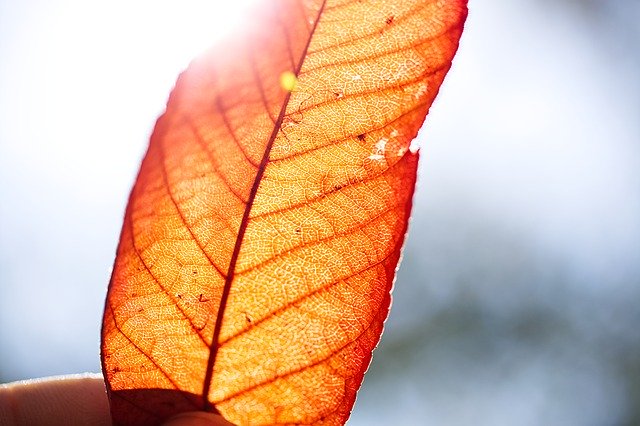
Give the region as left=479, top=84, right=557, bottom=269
left=162, top=411, right=235, bottom=426
left=0, top=374, right=110, bottom=426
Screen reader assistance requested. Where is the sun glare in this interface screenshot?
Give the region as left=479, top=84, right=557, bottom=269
left=0, top=0, right=264, bottom=218
left=136, top=0, right=262, bottom=69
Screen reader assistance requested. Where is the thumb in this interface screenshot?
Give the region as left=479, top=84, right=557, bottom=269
left=162, top=411, right=235, bottom=426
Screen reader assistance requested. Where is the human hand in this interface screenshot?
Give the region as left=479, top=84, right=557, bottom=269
left=0, top=374, right=233, bottom=426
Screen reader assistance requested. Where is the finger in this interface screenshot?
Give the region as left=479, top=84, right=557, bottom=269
left=0, top=373, right=111, bottom=426
left=162, top=411, right=236, bottom=426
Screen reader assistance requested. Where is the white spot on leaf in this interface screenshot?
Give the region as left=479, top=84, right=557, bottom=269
left=414, top=83, right=428, bottom=99
left=369, top=138, right=388, bottom=161
left=409, top=138, right=420, bottom=154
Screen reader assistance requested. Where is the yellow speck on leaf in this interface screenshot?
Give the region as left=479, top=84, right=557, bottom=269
left=280, top=71, right=298, bottom=92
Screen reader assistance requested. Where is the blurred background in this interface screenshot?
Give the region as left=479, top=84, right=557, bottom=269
left=1, top=1, right=638, bottom=424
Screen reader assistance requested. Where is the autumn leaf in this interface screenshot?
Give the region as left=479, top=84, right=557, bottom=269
left=101, top=1, right=467, bottom=425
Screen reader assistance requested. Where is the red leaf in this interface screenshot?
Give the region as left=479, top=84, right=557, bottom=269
left=101, top=1, right=467, bottom=424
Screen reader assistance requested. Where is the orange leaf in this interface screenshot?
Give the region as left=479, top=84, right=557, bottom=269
left=101, top=1, right=467, bottom=425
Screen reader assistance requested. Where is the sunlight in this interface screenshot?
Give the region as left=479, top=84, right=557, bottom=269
left=111, top=0, right=262, bottom=71
left=8, top=0, right=264, bottom=196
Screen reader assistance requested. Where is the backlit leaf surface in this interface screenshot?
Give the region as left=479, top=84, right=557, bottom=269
left=101, top=1, right=467, bottom=425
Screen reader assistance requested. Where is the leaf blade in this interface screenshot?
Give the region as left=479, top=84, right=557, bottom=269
left=102, top=1, right=467, bottom=425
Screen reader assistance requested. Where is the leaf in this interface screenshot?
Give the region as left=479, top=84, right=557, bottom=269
left=101, top=1, right=467, bottom=425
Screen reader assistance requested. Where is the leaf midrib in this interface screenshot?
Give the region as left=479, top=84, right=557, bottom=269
left=201, top=0, right=328, bottom=412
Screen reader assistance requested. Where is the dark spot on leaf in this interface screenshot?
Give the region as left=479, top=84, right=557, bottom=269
left=386, top=15, right=395, bottom=25
left=332, top=183, right=346, bottom=192
left=357, top=133, right=366, bottom=141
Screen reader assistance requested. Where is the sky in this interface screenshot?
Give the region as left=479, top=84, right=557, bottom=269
left=1, top=1, right=638, bottom=425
